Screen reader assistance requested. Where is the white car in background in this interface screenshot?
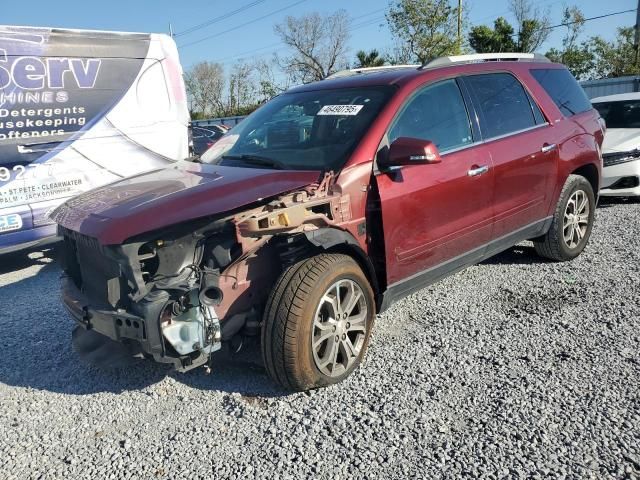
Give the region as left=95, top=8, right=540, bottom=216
left=592, top=93, right=640, bottom=197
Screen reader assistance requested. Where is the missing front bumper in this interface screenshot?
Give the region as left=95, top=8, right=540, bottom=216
left=61, top=276, right=216, bottom=372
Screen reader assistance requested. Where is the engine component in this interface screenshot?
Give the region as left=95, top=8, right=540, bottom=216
left=199, top=272, right=223, bottom=306
left=161, top=290, right=221, bottom=356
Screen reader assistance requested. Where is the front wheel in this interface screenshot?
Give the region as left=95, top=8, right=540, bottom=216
left=261, top=254, right=375, bottom=391
left=534, top=174, right=596, bottom=261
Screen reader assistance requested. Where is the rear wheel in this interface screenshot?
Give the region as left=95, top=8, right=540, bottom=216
left=534, top=174, right=595, bottom=261
left=261, top=254, right=375, bottom=391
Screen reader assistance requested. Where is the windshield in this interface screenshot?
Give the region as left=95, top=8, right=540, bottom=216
left=200, top=86, right=394, bottom=171
left=594, top=100, right=640, bottom=129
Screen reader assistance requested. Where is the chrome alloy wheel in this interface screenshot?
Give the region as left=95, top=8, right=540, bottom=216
left=312, top=279, right=368, bottom=377
left=563, top=189, right=590, bottom=249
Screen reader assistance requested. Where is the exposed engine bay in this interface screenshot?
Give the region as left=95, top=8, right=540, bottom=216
left=60, top=172, right=355, bottom=371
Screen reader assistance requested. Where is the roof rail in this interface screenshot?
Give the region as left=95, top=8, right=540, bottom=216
left=326, top=64, right=421, bottom=80
left=423, top=52, right=550, bottom=69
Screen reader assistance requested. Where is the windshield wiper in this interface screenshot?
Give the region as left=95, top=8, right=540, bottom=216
left=222, top=154, right=285, bottom=170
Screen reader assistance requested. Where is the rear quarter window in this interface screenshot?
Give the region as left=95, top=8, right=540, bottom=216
left=530, top=68, right=592, bottom=117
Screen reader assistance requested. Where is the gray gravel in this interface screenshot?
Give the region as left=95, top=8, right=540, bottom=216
left=1, top=198, right=639, bottom=480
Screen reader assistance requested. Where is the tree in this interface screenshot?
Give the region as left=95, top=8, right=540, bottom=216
left=254, top=57, right=293, bottom=101
left=545, top=6, right=593, bottom=80
left=274, top=10, right=350, bottom=82
left=587, top=27, right=640, bottom=79
left=469, top=18, right=516, bottom=53
left=468, top=0, right=551, bottom=54
left=184, top=62, right=225, bottom=117
left=355, top=49, right=385, bottom=68
left=386, top=0, right=460, bottom=64
left=227, top=61, right=257, bottom=115
left=385, top=41, right=414, bottom=65
left=510, top=0, right=551, bottom=52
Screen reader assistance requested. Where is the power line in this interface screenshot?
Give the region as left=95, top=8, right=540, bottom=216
left=217, top=41, right=283, bottom=63
left=210, top=8, right=389, bottom=64
left=178, top=0, right=309, bottom=49
left=175, top=0, right=267, bottom=38
left=351, top=7, right=386, bottom=22
left=546, top=8, right=635, bottom=31
left=509, top=8, right=635, bottom=37
left=351, top=15, right=386, bottom=31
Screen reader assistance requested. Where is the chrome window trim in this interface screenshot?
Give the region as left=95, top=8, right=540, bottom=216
left=479, top=122, right=550, bottom=144
left=439, top=141, right=482, bottom=156
left=440, top=122, right=550, bottom=158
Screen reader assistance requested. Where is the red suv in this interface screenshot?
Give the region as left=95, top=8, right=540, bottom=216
left=53, top=53, right=603, bottom=391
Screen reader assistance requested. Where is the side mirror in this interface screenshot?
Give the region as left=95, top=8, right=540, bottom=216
left=379, top=137, right=442, bottom=170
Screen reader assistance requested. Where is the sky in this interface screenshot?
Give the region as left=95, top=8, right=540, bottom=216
left=2, top=0, right=637, bottom=70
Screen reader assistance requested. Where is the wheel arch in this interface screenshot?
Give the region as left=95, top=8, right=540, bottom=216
left=303, top=228, right=382, bottom=312
left=571, top=162, right=600, bottom=197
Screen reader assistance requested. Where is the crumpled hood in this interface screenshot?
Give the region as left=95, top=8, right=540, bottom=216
left=52, top=161, right=320, bottom=245
left=602, top=128, right=640, bottom=154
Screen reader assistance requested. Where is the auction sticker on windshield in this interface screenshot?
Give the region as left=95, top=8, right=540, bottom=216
left=317, top=105, right=364, bottom=116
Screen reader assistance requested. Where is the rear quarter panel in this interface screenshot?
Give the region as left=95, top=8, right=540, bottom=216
left=517, top=66, right=603, bottom=212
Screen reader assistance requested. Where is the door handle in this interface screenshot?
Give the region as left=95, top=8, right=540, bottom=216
left=467, top=165, right=489, bottom=177
left=541, top=143, right=557, bottom=153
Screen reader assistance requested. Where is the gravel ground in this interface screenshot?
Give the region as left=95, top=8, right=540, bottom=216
left=0, top=198, right=639, bottom=480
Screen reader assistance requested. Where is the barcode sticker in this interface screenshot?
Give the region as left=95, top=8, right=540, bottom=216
left=317, top=105, right=364, bottom=116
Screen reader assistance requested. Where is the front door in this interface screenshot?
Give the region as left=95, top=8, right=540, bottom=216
left=376, top=78, right=494, bottom=288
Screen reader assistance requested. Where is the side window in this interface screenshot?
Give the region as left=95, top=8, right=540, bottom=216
left=389, top=79, right=473, bottom=153
left=530, top=68, right=592, bottom=117
left=526, top=90, right=546, bottom=125
left=464, top=73, right=537, bottom=139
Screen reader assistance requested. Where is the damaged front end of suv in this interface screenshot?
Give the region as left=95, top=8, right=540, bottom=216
left=53, top=82, right=394, bottom=389
left=55, top=170, right=354, bottom=372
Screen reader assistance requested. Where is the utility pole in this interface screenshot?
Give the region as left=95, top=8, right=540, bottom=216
left=457, top=0, right=463, bottom=54
left=169, top=23, right=174, bottom=38
left=635, top=0, right=640, bottom=66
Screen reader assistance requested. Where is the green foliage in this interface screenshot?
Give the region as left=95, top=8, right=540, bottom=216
left=469, top=0, right=551, bottom=54
left=587, top=27, right=640, bottom=79
left=518, top=19, right=543, bottom=53
left=189, top=110, right=208, bottom=120
left=546, top=46, right=593, bottom=80
left=468, top=16, right=548, bottom=53
left=546, top=25, right=640, bottom=81
left=542, top=5, right=639, bottom=80
left=544, top=6, right=593, bottom=80
left=355, top=49, right=386, bottom=68
left=468, top=18, right=516, bottom=53
left=386, top=0, right=460, bottom=64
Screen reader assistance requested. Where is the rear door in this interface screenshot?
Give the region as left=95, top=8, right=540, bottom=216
left=462, top=72, right=557, bottom=238
left=376, top=78, right=494, bottom=287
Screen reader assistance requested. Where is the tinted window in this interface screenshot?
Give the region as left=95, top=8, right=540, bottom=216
left=200, top=86, right=393, bottom=171
left=593, top=100, right=640, bottom=128
left=389, top=79, right=473, bottom=153
left=465, top=73, right=537, bottom=139
left=526, top=90, right=546, bottom=125
left=531, top=68, right=592, bottom=117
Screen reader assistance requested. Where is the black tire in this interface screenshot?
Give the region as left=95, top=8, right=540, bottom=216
left=534, top=174, right=596, bottom=261
left=261, top=253, right=375, bottom=391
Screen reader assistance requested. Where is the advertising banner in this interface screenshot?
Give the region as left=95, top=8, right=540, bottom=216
left=0, top=25, right=189, bottom=249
